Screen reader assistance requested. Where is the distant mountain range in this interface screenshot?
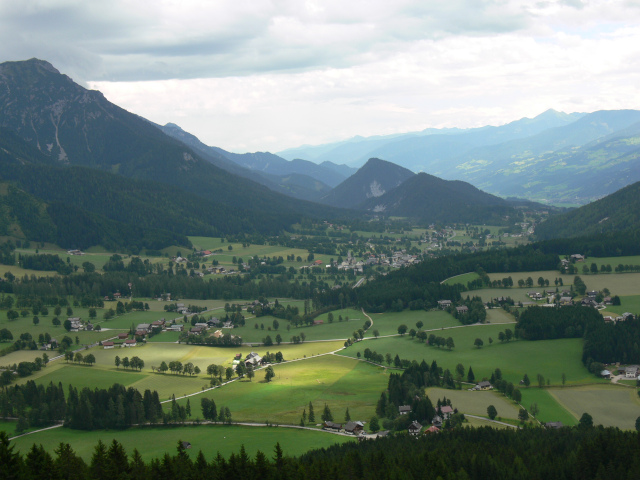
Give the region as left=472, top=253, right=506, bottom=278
left=278, top=109, right=640, bottom=205
left=159, top=123, right=355, bottom=201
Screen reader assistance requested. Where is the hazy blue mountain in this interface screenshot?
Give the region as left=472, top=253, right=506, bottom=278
left=451, top=111, right=640, bottom=204
left=358, top=172, right=515, bottom=224
left=319, top=158, right=414, bottom=208
left=318, top=161, right=358, bottom=179
left=159, top=123, right=331, bottom=201
left=277, top=109, right=583, bottom=168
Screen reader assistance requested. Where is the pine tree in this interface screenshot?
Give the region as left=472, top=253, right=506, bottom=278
left=345, top=407, right=351, bottom=422
left=467, top=366, right=475, bottom=383
left=321, top=403, right=333, bottom=422
left=308, top=402, right=315, bottom=423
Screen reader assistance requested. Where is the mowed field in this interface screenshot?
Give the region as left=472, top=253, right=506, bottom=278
left=17, top=341, right=345, bottom=400
left=425, top=386, right=521, bottom=421
left=549, top=385, right=640, bottom=430
left=9, top=424, right=353, bottom=461
left=338, top=329, right=602, bottom=387
left=173, top=355, right=389, bottom=425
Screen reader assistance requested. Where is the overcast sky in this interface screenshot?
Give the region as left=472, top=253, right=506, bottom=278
left=3, top=0, right=640, bottom=153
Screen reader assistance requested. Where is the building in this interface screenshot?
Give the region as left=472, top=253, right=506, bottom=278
left=103, top=341, right=115, bottom=349
left=399, top=405, right=411, bottom=415
left=408, top=421, right=422, bottom=435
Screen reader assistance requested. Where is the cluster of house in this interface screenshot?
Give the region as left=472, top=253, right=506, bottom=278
left=67, top=317, right=94, bottom=332
left=600, top=364, right=640, bottom=380
left=231, top=352, right=269, bottom=369
left=102, top=332, right=138, bottom=349
left=397, top=403, right=456, bottom=436
left=323, top=420, right=365, bottom=435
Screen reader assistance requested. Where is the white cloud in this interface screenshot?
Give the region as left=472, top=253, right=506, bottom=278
left=4, top=0, right=640, bottom=152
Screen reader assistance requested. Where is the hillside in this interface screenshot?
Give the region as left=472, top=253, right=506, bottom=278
left=0, top=128, right=295, bottom=250
left=0, top=58, right=351, bottom=223
left=160, top=123, right=331, bottom=201
left=358, top=172, right=516, bottom=224
left=535, top=181, right=640, bottom=240
left=319, top=158, right=415, bottom=208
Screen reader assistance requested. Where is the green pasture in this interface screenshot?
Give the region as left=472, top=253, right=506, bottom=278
left=236, top=308, right=365, bottom=343
left=146, top=331, right=182, bottom=343
left=470, top=287, right=546, bottom=304
left=487, top=270, right=640, bottom=297
left=549, top=385, right=640, bottom=430
left=174, top=355, right=388, bottom=425
left=485, top=309, right=516, bottom=324
left=581, top=273, right=640, bottom=296
left=0, top=264, right=58, bottom=279
left=601, top=295, right=640, bottom=316
left=574, top=255, right=640, bottom=270
left=442, top=272, right=480, bottom=286
left=9, top=424, right=353, bottom=461
left=519, top=387, right=577, bottom=426
left=17, top=341, right=345, bottom=399
left=425, top=386, right=520, bottom=421
left=464, top=416, right=511, bottom=429
left=367, top=309, right=460, bottom=337
left=339, top=331, right=601, bottom=387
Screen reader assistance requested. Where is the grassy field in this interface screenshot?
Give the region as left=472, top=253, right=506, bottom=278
left=601, top=295, right=640, bottom=316
left=549, top=385, right=640, bottom=430
left=442, top=272, right=480, bottom=286
left=485, top=309, right=516, bottom=324
left=174, top=355, right=388, bottom=425
left=17, top=341, right=346, bottom=399
left=236, top=308, right=365, bottom=343
left=8, top=424, right=354, bottom=461
left=577, top=255, right=640, bottom=270
left=367, top=309, right=460, bottom=337
left=425, top=386, right=520, bottom=421
left=469, top=288, right=546, bottom=304
left=519, top=387, right=578, bottom=426
left=339, top=330, right=602, bottom=387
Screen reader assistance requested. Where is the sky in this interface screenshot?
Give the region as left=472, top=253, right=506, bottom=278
left=2, top=0, right=640, bottom=153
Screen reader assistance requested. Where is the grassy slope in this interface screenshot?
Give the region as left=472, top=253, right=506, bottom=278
left=338, top=332, right=603, bottom=387
left=8, top=424, right=353, bottom=461
left=173, top=355, right=389, bottom=425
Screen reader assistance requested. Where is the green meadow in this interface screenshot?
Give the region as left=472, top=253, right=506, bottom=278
left=425, top=386, right=520, bottom=421
left=174, top=355, right=388, bottom=425
left=17, top=341, right=346, bottom=399
left=339, top=330, right=602, bottom=387
left=519, top=387, right=578, bottom=426
left=8, top=424, right=353, bottom=461
left=442, top=272, right=481, bottom=286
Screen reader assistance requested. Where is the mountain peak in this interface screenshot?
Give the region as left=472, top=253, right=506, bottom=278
left=0, top=58, right=60, bottom=75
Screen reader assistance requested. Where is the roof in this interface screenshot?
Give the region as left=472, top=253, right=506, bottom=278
left=399, top=405, right=411, bottom=412
left=440, top=406, right=454, bottom=414
left=409, top=421, right=422, bottom=430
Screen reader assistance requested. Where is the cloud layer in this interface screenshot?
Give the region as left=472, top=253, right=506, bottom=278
left=3, top=0, right=640, bottom=152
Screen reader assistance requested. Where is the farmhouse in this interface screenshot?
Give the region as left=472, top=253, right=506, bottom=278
left=103, top=341, right=114, bottom=349
left=545, top=422, right=564, bottom=429
left=559, top=296, right=573, bottom=305
left=323, top=421, right=342, bottom=431
left=431, top=415, right=443, bottom=428
left=408, top=421, right=422, bottom=436
left=570, top=254, right=585, bottom=262
left=398, top=405, right=412, bottom=415
left=168, top=324, right=184, bottom=332
left=344, top=421, right=364, bottom=435
left=136, top=323, right=151, bottom=333
left=424, top=425, right=440, bottom=434
left=625, top=366, right=639, bottom=378
left=245, top=352, right=263, bottom=367
left=437, top=300, right=452, bottom=309
left=472, top=381, right=493, bottom=391
left=124, top=339, right=137, bottom=347
left=440, top=405, right=454, bottom=419
left=455, top=306, right=469, bottom=314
